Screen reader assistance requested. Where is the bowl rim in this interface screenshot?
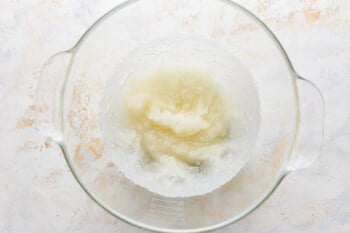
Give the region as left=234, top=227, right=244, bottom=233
left=58, top=0, right=300, bottom=232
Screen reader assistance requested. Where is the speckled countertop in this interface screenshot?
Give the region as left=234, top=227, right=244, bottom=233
left=1, top=0, right=350, bottom=232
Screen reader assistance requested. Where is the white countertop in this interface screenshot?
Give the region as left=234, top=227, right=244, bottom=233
left=1, top=0, right=350, bottom=232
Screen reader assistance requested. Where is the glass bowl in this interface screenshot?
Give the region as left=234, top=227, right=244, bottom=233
left=36, top=0, right=325, bottom=232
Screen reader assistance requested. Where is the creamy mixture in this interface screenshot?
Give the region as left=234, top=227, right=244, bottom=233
left=126, top=70, right=230, bottom=166
left=99, top=39, right=260, bottom=197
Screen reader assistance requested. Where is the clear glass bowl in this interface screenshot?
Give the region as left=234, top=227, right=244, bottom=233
left=36, top=0, right=325, bottom=232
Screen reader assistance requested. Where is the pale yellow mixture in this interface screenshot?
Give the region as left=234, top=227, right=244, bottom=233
left=125, top=70, right=230, bottom=165
left=100, top=39, right=260, bottom=197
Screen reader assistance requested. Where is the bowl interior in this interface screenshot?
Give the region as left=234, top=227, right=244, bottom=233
left=59, top=0, right=298, bottom=231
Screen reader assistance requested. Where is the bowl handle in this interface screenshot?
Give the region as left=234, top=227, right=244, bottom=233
left=287, top=76, right=325, bottom=171
left=36, top=51, right=73, bottom=142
